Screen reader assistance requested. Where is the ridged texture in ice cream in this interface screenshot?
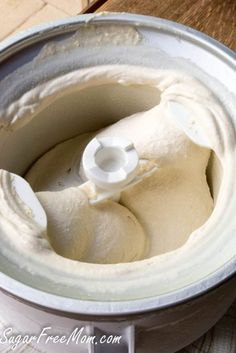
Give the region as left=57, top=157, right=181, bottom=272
left=26, top=104, right=213, bottom=263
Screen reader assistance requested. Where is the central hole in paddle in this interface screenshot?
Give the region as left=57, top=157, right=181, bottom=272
left=95, top=147, right=127, bottom=172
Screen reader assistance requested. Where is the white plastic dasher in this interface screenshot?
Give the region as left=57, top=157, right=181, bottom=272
left=167, top=101, right=211, bottom=149
left=80, top=136, right=158, bottom=204
left=82, top=137, right=139, bottom=191
left=3, top=171, right=47, bottom=229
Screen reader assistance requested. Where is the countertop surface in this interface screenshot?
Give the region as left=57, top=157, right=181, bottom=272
left=84, top=0, right=236, bottom=51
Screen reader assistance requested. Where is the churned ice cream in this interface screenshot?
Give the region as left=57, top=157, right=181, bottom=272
left=0, top=64, right=234, bottom=301
left=26, top=101, right=213, bottom=263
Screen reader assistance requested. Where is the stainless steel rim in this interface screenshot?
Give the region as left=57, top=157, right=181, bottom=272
left=0, top=13, right=235, bottom=316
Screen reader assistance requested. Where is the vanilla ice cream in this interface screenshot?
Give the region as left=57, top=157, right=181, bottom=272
left=0, top=65, right=234, bottom=301
left=26, top=101, right=213, bottom=261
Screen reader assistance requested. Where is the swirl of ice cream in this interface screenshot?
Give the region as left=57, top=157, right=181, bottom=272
left=26, top=82, right=213, bottom=263
left=0, top=65, right=234, bottom=301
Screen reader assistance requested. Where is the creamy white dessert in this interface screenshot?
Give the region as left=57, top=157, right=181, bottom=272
left=0, top=65, right=234, bottom=300
left=26, top=104, right=213, bottom=262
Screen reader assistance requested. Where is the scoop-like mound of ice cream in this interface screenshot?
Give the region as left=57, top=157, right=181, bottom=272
left=37, top=187, right=147, bottom=264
